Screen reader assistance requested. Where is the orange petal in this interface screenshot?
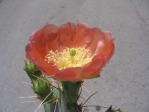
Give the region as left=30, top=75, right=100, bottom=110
left=26, top=44, right=41, bottom=60
left=58, top=22, right=76, bottom=49
left=79, top=54, right=104, bottom=80
left=34, top=60, right=59, bottom=76
left=26, top=45, right=59, bottom=76
left=58, top=23, right=94, bottom=49
left=86, top=28, right=105, bottom=56
left=25, top=24, right=60, bottom=76
left=54, top=68, right=78, bottom=81
left=94, top=31, right=115, bottom=63
left=72, top=23, right=94, bottom=48
left=42, top=24, right=59, bottom=51
left=29, top=24, right=58, bottom=58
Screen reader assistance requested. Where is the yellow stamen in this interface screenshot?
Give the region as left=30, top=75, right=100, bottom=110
left=45, top=48, right=93, bottom=70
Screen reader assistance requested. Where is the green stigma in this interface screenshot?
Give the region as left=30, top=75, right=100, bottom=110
left=70, top=49, right=76, bottom=56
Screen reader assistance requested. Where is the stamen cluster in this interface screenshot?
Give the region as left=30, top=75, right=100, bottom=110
left=45, top=48, right=93, bottom=70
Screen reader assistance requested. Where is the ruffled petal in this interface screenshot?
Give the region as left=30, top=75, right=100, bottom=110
left=58, top=23, right=94, bottom=49
left=54, top=68, right=78, bottom=81
left=26, top=49, right=59, bottom=76
left=58, top=22, right=76, bottom=49
left=26, top=44, right=41, bottom=60
left=79, top=54, right=104, bottom=80
left=42, top=24, right=59, bottom=51
left=73, top=23, right=94, bottom=48
left=34, top=60, right=59, bottom=76
left=86, top=28, right=105, bottom=56
left=94, top=31, right=114, bottom=63
left=26, top=24, right=60, bottom=76
left=29, top=24, right=58, bottom=58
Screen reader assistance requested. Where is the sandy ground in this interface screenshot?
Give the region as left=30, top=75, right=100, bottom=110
left=0, top=0, right=149, bottom=112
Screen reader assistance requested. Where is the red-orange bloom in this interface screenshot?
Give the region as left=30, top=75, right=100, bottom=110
left=25, top=22, right=114, bottom=81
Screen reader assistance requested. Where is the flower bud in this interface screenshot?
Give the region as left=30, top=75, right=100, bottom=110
left=24, top=60, right=42, bottom=80
left=32, top=77, right=53, bottom=102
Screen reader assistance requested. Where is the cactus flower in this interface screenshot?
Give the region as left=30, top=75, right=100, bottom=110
left=25, top=22, right=114, bottom=81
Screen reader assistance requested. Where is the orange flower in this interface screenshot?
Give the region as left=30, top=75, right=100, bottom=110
left=25, top=22, right=114, bottom=81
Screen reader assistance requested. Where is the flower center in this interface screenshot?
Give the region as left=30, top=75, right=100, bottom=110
left=45, top=48, right=93, bottom=70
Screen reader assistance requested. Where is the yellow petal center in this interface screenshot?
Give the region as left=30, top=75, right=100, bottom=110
left=45, top=48, right=93, bottom=70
